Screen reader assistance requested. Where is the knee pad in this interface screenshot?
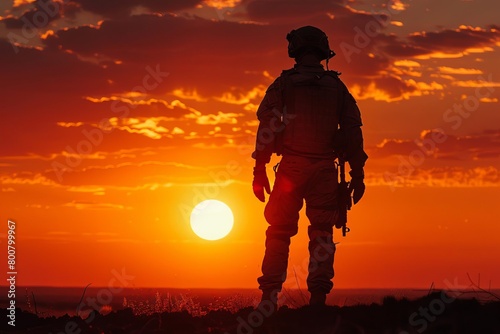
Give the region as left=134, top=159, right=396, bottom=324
left=308, top=224, right=333, bottom=239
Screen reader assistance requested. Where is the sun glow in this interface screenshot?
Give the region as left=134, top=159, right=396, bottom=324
left=190, top=200, right=234, bottom=240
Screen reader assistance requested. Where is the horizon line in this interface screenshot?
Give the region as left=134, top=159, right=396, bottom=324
left=3, top=285, right=499, bottom=291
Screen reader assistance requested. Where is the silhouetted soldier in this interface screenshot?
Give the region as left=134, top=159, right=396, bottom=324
left=252, top=26, right=368, bottom=311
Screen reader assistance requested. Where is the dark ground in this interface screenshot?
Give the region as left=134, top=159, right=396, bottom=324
left=2, top=292, right=500, bottom=334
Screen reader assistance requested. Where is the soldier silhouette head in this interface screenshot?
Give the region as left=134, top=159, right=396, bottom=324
left=286, top=26, right=336, bottom=63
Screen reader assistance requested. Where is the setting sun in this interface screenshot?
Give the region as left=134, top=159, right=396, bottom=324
left=190, top=199, right=234, bottom=240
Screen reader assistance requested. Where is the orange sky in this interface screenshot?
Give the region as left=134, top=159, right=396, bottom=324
left=1, top=0, right=499, bottom=291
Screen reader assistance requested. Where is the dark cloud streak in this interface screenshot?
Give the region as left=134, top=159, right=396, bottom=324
left=67, top=0, right=203, bottom=18
left=378, top=26, right=500, bottom=58
left=371, top=130, right=500, bottom=161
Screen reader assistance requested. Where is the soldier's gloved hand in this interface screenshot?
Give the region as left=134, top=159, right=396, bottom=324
left=349, top=178, right=365, bottom=204
left=252, top=167, right=271, bottom=202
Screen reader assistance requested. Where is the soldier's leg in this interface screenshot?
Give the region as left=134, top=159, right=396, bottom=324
left=306, top=225, right=336, bottom=305
left=304, top=161, right=338, bottom=305
left=257, top=157, right=306, bottom=309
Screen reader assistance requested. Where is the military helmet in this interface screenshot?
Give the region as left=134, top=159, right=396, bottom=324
left=286, top=26, right=336, bottom=60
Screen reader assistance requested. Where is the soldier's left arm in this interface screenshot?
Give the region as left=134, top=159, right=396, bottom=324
left=339, top=90, right=368, bottom=178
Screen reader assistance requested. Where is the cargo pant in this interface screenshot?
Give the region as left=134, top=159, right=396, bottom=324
left=257, top=155, right=338, bottom=295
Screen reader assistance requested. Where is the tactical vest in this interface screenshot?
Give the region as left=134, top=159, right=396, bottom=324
left=276, top=69, right=342, bottom=159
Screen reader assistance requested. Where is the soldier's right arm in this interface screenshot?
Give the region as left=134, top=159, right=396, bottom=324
left=252, top=79, right=282, bottom=167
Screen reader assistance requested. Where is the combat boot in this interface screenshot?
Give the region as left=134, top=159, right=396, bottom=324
left=309, top=292, right=327, bottom=306
left=257, top=289, right=279, bottom=314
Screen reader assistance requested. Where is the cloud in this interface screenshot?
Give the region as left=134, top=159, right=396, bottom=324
left=389, top=0, right=409, bottom=11
left=439, top=66, right=483, bottom=75
left=6, top=2, right=488, bottom=132
left=63, top=200, right=131, bottom=210
left=83, top=95, right=203, bottom=121
left=108, top=117, right=169, bottom=139
left=57, top=121, right=85, bottom=128
left=44, top=155, right=236, bottom=187
left=0, top=173, right=60, bottom=187
left=452, top=80, right=500, bottom=88
left=171, top=127, right=185, bottom=135
left=193, top=111, right=243, bottom=125
left=0, top=38, right=111, bottom=97
left=1, top=1, right=61, bottom=29
left=380, top=25, right=500, bottom=59
left=204, top=0, right=241, bottom=10
left=67, top=185, right=106, bottom=194
left=370, top=130, right=500, bottom=161
left=95, top=238, right=142, bottom=243
left=374, top=166, right=500, bottom=188
left=393, top=60, right=421, bottom=67
left=350, top=76, right=444, bottom=102
left=172, top=89, right=208, bottom=102
left=66, top=0, right=203, bottom=18
left=215, top=85, right=267, bottom=105
left=40, top=14, right=281, bottom=99
left=244, top=0, right=342, bottom=22
left=479, top=97, right=498, bottom=103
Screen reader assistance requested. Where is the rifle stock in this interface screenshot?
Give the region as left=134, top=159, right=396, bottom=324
left=337, top=156, right=352, bottom=236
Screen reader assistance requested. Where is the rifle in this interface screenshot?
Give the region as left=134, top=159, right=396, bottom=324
left=336, top=154, right=352, bottom=237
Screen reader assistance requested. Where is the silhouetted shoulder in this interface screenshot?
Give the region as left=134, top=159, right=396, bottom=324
left=264, top=68, right=297, bottom=94
left=324, top=70, right=353, bottom=97
left=323, top=70, right=344, bottom=85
